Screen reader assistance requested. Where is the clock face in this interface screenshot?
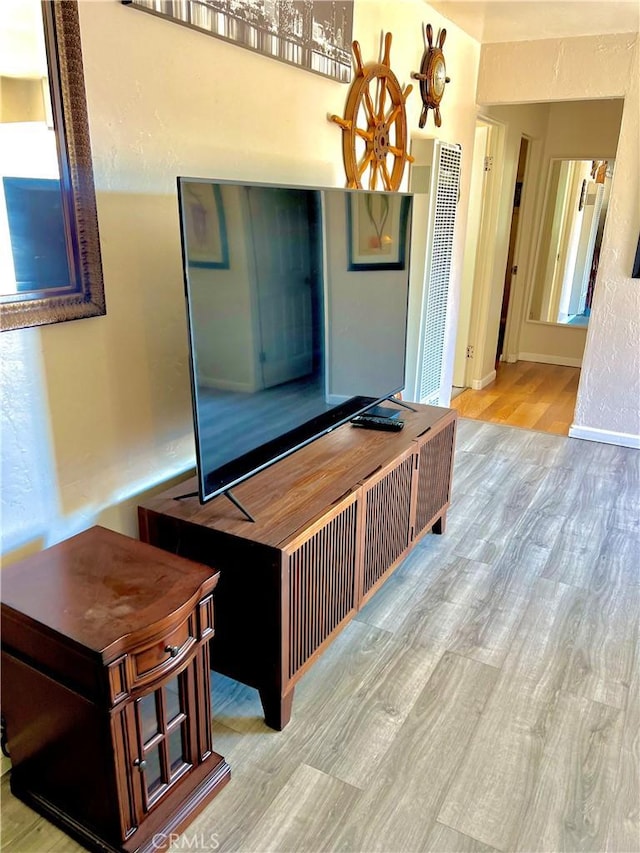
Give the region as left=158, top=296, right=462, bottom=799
left=432, top=55, right=446, bottom=99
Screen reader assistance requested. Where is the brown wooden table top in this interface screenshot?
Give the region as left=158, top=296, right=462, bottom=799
left=0, top=526, right=218, bottom=657
left=139, top=404, right=455, bottom=548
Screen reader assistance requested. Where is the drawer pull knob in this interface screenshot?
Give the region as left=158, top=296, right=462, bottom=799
left=165, top=645, right=179, bottom=658
left=133, top=758, right=147, bottom=771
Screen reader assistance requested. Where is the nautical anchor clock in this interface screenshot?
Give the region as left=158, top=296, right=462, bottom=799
left=412, top=24, right=450, bottom=128
left=330, top=33, right=414, bottom=191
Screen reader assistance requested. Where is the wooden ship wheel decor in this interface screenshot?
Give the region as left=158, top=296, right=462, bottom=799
left=412, top=24, right=450, bottom=128
left=330, top=33, right=414, bottom=191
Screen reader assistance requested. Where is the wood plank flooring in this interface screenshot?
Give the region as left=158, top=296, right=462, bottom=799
left=451, top=361, right=580, bottom=435
left=2, top=418, right=638, bottom=853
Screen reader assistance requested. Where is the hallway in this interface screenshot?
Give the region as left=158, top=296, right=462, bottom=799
left=450, top=361, right=580, bottom=435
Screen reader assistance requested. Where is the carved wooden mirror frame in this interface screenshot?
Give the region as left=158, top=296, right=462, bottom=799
left=1, top=1, right=105, bottom=332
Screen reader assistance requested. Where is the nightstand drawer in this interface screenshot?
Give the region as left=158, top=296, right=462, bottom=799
left=130, top=614, right=197, bottom=688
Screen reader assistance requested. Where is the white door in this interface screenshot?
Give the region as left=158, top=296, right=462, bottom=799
left=570, top=182, right=604, bottom=315
left=246, top=187, right=317, bottom=389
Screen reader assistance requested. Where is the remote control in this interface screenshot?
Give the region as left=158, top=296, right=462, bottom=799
left=350, top=415, right=405, bottom=432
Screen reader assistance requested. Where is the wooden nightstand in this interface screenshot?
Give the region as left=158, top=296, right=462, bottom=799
left=0, top=526, right=230, bottom=853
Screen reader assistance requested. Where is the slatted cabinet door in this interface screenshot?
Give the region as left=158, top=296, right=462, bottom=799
left=283, top=491, right=360, bottom=689
left=359, top=446, right=415, bottom=606
left=412, top=415, right=456, bottom=539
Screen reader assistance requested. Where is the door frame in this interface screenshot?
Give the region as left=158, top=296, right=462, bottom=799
left=458, top=115, right=506, bottom=390
left=501, top=133, right=533, bottom=363
left=452, top=121, right=489, bottom=388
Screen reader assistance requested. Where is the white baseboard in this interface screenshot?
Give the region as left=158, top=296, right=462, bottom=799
left=518, top=352, right=583, bottom=368
left=471, top=370, right=496, bottom=390
left=568, top=424, right=640, bottom=449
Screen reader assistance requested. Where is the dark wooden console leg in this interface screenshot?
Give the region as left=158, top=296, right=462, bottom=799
left=432, top=513, right=447, bottom=534
left=258, top=686, right=294, bottom=731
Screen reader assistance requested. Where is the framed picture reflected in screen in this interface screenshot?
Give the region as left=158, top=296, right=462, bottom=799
left=347, top=192, right=411, bottom=271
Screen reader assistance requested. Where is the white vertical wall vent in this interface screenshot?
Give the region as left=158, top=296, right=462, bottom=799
left=407, top=139, right=461, bottom=406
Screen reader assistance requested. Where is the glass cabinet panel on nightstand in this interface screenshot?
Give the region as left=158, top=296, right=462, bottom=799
left=133, top=667, right=193, bottom=812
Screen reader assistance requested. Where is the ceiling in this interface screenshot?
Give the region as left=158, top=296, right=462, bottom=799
left=427, top=1, right=640, bottom=43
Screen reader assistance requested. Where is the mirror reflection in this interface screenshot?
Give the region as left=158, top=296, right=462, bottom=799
left=0, top=0, right=105, bottom=332
left=0, top=0, right=64, bottom=297
left=529, top=158, right=614, bottom=327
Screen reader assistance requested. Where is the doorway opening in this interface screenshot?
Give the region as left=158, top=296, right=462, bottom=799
left=451, top=98, right=624, bottom=436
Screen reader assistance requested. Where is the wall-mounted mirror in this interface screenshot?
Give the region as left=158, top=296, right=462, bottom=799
left=0, top=0, right=105, bottom=332
left=529, top=157, right=614, bottom=328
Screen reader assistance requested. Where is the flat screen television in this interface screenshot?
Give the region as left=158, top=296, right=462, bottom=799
left=177, top=177, right=413, bottom=508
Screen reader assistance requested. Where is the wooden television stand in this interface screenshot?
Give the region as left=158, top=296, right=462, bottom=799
left=139, top=403, right=456, bottom=730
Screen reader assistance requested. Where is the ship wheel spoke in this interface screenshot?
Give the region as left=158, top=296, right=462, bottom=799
left=385, top=103, right=402, bottom=126
left=353, top=41, right=365, bottom=77
left=381, top=161, right=392, bottom=191
left=355, top=127, right=374, bottom=142
left=331, top=115, right=352, bottom=131
left=357, top=150, right=375, bottom=179
left=382, top=32, right=392, bottom=67
left=388, top=145, right=403, bottom=158
left=363, top=90, right=377, bottom=126
left=369, top=161, right=379, bottom=191
left=377, top=79, right=388, bottom=121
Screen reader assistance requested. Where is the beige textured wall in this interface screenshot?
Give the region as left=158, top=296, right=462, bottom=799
left=0, top=77, right=45, bottom=122
left=0, top=1, right=480, bottom=561
left=543, top=99, right=624, bottom=160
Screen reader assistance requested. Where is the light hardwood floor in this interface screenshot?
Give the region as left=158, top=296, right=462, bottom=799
left=450, top=361, right=581, bottom=435
left=2, top=419, right=638, bottom=853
